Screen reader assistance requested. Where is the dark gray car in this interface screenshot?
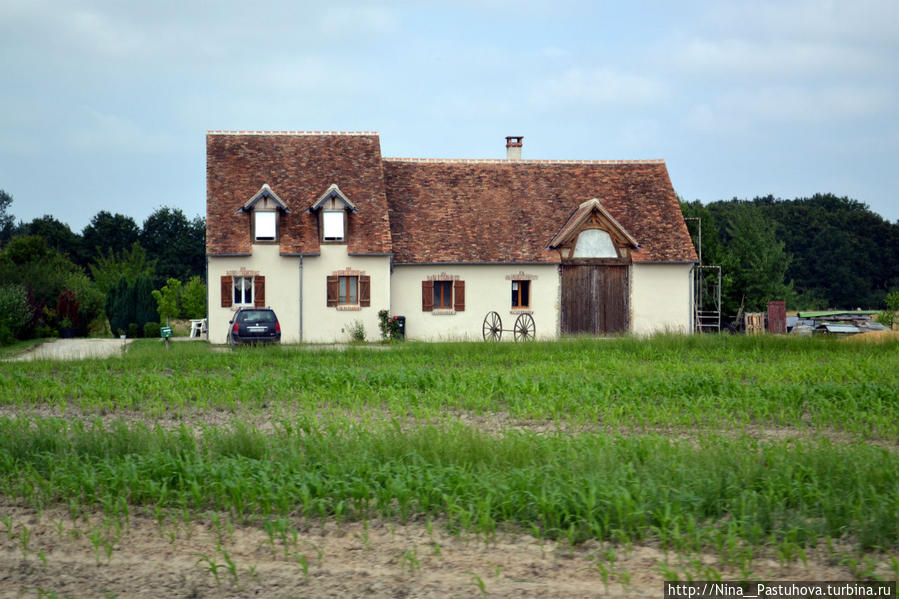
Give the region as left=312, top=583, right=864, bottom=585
left=228, top=308, right=281, bottom=345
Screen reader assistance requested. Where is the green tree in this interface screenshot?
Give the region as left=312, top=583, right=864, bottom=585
left=89, top=242, right=156, bottom=295
left=0, top=236, right=82, bottom=312
left=105, top=276, right=135, bottom=336
left=22, top=215, right=84, bottom=264
left=140, top=207, right=206, bottom=285
left=0, top=284, right=33, bottom=344
left=152, top=278, right=183, bottom=325
left=134, top=275, right=159, bottom=328
left=63, top=272, right=105, bottom=336
left=724, top=203, right=794, bottom=312
left=180, top=276, right=207, bottom=319
left=0, top=189, right=15, bottom=246
left=82, top=211, right=139, bottom=257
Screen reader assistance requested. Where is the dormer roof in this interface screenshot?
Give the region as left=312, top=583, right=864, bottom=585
left=548, top=198, right=638, bottom=250
left=238, top=184, right=291, bottom=213
left=310, top=184, right=357, bottom=212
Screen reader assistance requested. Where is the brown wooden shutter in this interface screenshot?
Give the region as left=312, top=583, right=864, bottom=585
left=421, top=280, right=433, bottom=312
left=221, top=276, right=232, bottom=308
left=326, top=275, right=339, bottom=307
left=359, top=275, right=371, bottom=307
left=453, top=280, right=465, bottom=312
left=254, top=276, right=265, bottom=307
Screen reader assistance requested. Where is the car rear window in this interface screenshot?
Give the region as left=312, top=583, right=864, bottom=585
left=237, top=310, right=276, bottom=324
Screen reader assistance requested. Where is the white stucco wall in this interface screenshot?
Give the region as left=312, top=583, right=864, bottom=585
left=300, top=245, right=391, bottom=343
left=630, top=263, right=694, bottom=335
left=389, top=264, right=561, bottom=341
left=207, top=245, right=301, bottom=344
left=208, top=245, right=391, bottom=344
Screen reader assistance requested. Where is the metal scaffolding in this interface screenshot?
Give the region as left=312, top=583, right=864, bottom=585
left=685, top=217, right=722, bottom=333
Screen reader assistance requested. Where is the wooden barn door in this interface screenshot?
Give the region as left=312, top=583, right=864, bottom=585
left=561, top=264, right=629, bottom=334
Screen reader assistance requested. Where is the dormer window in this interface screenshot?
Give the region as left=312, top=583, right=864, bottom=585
left=311, top=184, right=356, bottom=244
left=239, top=184, right=290, bottom=245
left=548, top=198, right=639, bottom=261
left=255, top=211, right=277, bottom=241
left=323, top=210, right=345, bottom=241
left=573, top=229, right=618, bottom=258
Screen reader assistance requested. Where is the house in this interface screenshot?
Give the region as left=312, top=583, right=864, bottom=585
left=206, top=131, right=698, bottom=343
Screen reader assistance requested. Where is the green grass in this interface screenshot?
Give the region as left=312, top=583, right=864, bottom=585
left=0, top=416, right=895, bottom=551
left=0, top=334, right=897, bottom=558
left=2, top=335, right=897, bottom=437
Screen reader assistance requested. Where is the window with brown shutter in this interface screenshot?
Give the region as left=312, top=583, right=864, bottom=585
left=453, top=280, right=465, bottom=312
left=421, top=280, right=433, bottom=312
left=221, top=276, right=232, bottom=308
left=326, top=275, right=339, bottom=307
left=359, top=275, right=371, bottom=307
left=433, top=281, right=452, bottom=308
left=254, top=276, right=265, bottom=307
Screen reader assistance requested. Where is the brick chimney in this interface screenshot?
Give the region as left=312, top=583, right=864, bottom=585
left=505, top=136, right=523, bottom=160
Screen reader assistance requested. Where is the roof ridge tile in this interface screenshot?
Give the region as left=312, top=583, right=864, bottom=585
left=382, top=157, right=665, bottom=165
left=207, top=130, right=379, bottom=136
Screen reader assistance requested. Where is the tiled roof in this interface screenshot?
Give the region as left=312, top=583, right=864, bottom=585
left=206, top=132, right=697, bottom=264
left=206, top=133, right=392, bottom=256
left=383, top=159, right=697, bottom=264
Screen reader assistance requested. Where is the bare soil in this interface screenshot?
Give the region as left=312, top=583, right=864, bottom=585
left=1, top=502, right=891, bottom=599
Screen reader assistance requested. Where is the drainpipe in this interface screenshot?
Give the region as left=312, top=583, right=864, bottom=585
left=299, top=257, right=303, bottom=343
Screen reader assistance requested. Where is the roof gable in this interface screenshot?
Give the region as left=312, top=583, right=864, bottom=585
left=239, top=184, right=290, bottom=213
left=311, top=183, right=357, bottom=212
left=548, top=198, right=638, bottom=250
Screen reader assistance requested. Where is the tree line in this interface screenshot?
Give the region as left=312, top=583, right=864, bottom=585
left=0, top=189, right=206, bottom=344
left=681, top=193, right=899, bottom=316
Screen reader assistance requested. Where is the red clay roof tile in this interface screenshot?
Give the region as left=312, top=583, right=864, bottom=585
left=206, top=133, right=391, bottom=256
left=206, top=132, right=697, bottom=264
left=383, top=159, right=697, bottom=264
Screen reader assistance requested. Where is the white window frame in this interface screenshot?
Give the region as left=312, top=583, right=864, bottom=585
left=254, top=211, right=276, bottom=242
left=323, top=210, right=345, bottom=242
left=233, top=276, right=254, bottom=306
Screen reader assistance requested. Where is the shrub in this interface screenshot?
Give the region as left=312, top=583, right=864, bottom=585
left=127, top=322, right=141, bottom=339
left=56, top=289, right=80, bottom=330
left=347, top=319, right=366, bottom=343
left=143, top=321, right=161, bottom=338
left=876, top=290, right=899, bottom=329
left=0, top=324, right=13, bottom=346
left=0, top=284, right=33, bottom=340
left=64, top=272, right=104, bottom=336
left=33, top=325, right=57, bottom=339
left=378, top=309, right=403, bottom=341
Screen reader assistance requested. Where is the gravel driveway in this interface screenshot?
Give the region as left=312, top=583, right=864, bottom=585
left=7, top=338, right=133, bottom=361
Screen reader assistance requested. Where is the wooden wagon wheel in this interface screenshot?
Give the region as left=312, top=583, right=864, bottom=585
left=482, top=311, right=503, bottom=341
left=513, top=313, right=536, bottom=342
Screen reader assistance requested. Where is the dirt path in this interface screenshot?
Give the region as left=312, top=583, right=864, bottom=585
left=6, top=339, right=133, bottom=362
left=0, top=503, right=888, bottom=599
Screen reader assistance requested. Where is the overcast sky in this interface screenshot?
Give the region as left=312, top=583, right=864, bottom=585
left=1, top=0, right=897, bottom=232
